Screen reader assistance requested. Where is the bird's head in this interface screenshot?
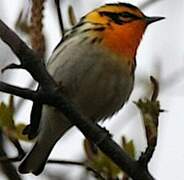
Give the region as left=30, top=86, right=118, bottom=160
left=83, top=3, right=165, bottom=59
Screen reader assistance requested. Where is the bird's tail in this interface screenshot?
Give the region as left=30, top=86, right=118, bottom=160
left=18, top=138, right=55, bottom=175
left=19, top=106, right=72, bottom=175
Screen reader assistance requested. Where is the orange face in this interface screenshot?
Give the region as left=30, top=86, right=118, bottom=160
left=84, top=3, right=164, bottom=60
left=103, top=19, right=147, bottom=59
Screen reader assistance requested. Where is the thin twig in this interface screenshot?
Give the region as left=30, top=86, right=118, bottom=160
left=55, top=0, right=65, bottom=36
left=0, top=81, right=37, bottom=101
left=68, top=5, right=77, bottom=26
left=48, top=160, right=105, bottom=180
left=30, top=0, right=46, bottom=58
left=0, top=133, right=22, bottom=180
left=137, top=76, right=161, bottom=167
left=9, top=139, right=25, bottom=158
left=0, top=156, right=105, bottom=180
left=140, top=0, right=162, bottom=9
left=0, top=156, right=23, bottom=162
left=150, top=76, right=159, bottom=101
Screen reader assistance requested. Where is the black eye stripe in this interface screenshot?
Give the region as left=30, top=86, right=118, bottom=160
left=99, top=11, right=120, bottom=18
left=120, top=12, right=140, bottom=19
left=121, top=12, right=135, bottom=18
left=99, top=11, right=124, bottom=25
left=99, top=11, right=140, bottom=25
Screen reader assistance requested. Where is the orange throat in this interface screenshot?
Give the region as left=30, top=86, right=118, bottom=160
left=103, top=20, right=147, bottom=60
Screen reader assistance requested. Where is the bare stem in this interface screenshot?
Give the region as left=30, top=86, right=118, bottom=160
left=48, top=159, right=105, bottom=180
left=55, top=0, right=65, bottom=36
left=30, top=0, right=46, bottom=58
left=137, top=76, right=161, bottom=167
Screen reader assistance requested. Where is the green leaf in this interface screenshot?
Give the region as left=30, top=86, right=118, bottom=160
left=14, top=123, right=31, bottom=141
left=122, top=136, right=135, bottom=159
left=0, top=96, right=15, bottom=129
left=0, top=96, right=31, bottom=141
left=91, top=150, right=121, bottom=178
left=84, top=139, right=121, bottom=179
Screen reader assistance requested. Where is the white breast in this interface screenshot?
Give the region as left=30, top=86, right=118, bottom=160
left=47, top=36, right=134, bottom=121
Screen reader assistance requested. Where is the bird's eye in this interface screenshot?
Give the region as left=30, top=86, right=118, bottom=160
left=120, top=12, right=139, bottom=21
left=98, top=11, right=139, bottom=25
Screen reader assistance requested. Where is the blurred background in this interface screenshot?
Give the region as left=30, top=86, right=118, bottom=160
left=0, top=0, right=184, bottom=179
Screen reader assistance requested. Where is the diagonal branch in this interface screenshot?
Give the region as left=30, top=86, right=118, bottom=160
left=0, top=19, right=155, bottom=180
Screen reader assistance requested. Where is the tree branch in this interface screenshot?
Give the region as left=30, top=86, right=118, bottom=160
left=0, top=81, right=37, bottom=101
left=0, top=19, right=155, bottom=180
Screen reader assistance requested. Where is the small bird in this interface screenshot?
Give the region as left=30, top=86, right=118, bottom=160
left=19, top=3, right=164, bottom=175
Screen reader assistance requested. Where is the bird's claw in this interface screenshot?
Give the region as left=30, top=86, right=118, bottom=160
left=22, top=124, right=38, bottom=140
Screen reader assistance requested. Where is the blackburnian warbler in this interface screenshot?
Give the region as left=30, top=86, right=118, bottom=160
left=19, top=3, right=164, bottom=175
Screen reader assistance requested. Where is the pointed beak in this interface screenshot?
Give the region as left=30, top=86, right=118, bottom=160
left=145, top=16, right=165, bottom=24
